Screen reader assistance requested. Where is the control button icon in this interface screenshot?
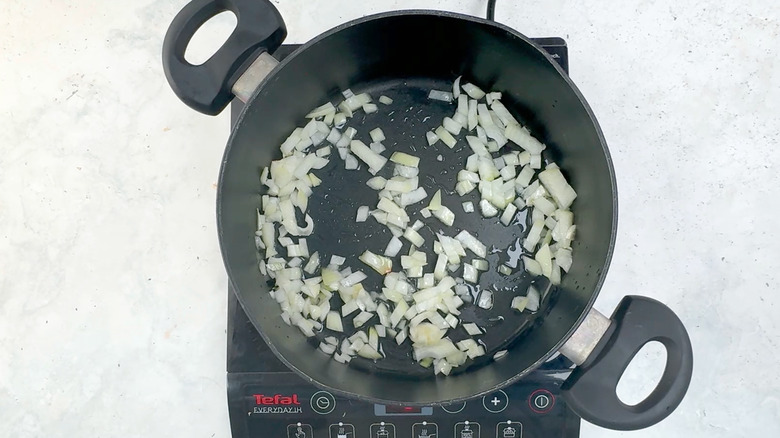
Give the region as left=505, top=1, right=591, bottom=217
left=496, top=421, right=522, bottom=438
left=370, top=422, right=396, bottom=438
left=482, top=390, right=509, bottom=413
left=311, top=391, right=336, bottom=414
left=413, top=421, right=438, bottom=438
left=441, top=401, right=467, bottom=414
left=330, top=422, right=355, bottom=438
left=287, top=423, right=314, bottom=438
left=528, top=389, right=555, bottom=414
left=455, top=421, right=481, bottom=438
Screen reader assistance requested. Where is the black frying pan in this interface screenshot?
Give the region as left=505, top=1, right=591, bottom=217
left=162, top=0, right=693, bottom=430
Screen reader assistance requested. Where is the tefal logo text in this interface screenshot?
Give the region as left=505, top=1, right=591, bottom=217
left=253, top=394, right=301, bottom=405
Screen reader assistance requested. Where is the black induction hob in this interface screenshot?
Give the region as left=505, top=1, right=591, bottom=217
left=227, top=39, right=580, bottom=438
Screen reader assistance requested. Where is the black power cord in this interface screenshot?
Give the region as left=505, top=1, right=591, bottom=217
left=486, top=0, right=497, bottom=21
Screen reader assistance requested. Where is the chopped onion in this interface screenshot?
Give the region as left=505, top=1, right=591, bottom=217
left=366, top=176, right=387, bottom=190
left=500, top=203, right=517, bottom=226
left=334, top=113, right=347, bottom=128
left=350, top=140, right=387, bottom=173
left=353, top=311, right=374, bottom=328
left=462, top=201, right=474, bottom=213
left=379, top=95, right=393, bottom=105
left=326, top=311, right=344, bottom=332
left=389, top=151, right=420, bottom=168
left=505, top=124, right=545, bottom=154
left=434, top=126, right=457, bottom=148
left=426, top=131, right=439, bottom=146
left=454, top=230, right=487, bottom=258
left=479, top=199, right=498, bottom=217
left=477, top=290, right=493, bottom=309
left=432, top=206, right=455, bottom=227
left=306, top=102, right=336, bottom=119
left=420, top=207, right=432, bottom=218
left=462, top=83, right=485, bottom=100
left=428, top=89, right=454, bottom=102
left=523, top=220, right=545, bottom=252
left=535, top=244, right=553, bottom=278
left=453, top=76, right=462, bottom=98
left=443, top=117, right=462, bottom=135
left=330, top=255, right=346, bottom=266
left=498, top=264, right=512, bottom=276
left=511, top=296, right=528, bottom=312
left=468, top=99, right=478, bottom=131
left=356, top=205, right=370, bottom=222
left=523, top=256, right=543, bottom=276
left=530, top=154, right=542, bottom=169
left=526, top=286, right=541, bottom=312
left=370, top=127, right=386, bottom=143
left=341, top=271, right=367, bottom=287
left=363, top=103, right=378, bottom=114
left=463, top=263, right=478, bottom=283
left=539, top=167, right=577, bottom=209
left=370, top=142, right=386, bottom=154
left=403, top=227, right=425, bottom=247
left=428, top=189, right=442, bottom=211
left=345, top=153, right=359, bottom=170
left=359, top=250, right=393, bottom=275
left=357, top=344, right=383, bottom=360
left=384, top=236, right=403, bottom=257
left=463, top=323, right=482, bottom=336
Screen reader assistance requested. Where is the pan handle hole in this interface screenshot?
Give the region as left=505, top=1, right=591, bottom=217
left=184, top=11, right=237, bottom=65
left=616, top=341, right=667, bottom=406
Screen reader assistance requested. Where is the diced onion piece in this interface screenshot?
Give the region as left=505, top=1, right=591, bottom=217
left=432, top=206, right=455, bottom=227
left=384, top=236, right=403, bottom=257
left=370, top=142, right=386, bottom=154
left=468, top=99, right=478, bottom=131
left=356, top=205, right=370, bottom=222
left=523, top=220, right=545, bottom=251
left=379, top=95, right=393, bottom=105
left=334, top=113, right=347, bottom=128
left=306, top=102, right=336, bottom=119
left=370, top=127, right=386, bottom=143
left=555, top=248, right=573, bottom=272
left=453, top=76, right=462, bottom=99
left=326, top=311, right=344, bottom=332
left=341, top=300, right=360, bottom=317
left=345, top=153, right=359, bottom=170
left=526, top=286, right=541, bottom=312
left=363, top=103, right=378, bottom=114
left=530, top=154, right=542, bottom=169
left=390, top=151, right=420, bottom=168
left=434, top=253, right=448, bottom=281
left=462, top=201, right=474, bottom=213
left=357, top=344, right=383, bottom=360
left=463, top=263, right=478, bottom=283
left=479, top=199, right=498, bottom=217
left=330, top=255, right=346, bottom=266
left=511, top=296, right=528, bottom=312
left=445, top=314, right=459, bottom=329
left=498, top=264, right=512, bottom=276
left=366, top=176, right=387, bottom=190
left=428, top=189, right=442, bottom=211
left=454, top=230, right=487, bottom=258
left=538, top=167, right=578, bottom=209
left=435, top=126, right=457, bottom=148
left=472, top=259, right=488, bottom=272
left=359, top=250, right=393, bottom=275
left=403, top=227, right=425, bottom=247
left=535, top=244, right=553, bottom=278
left=426, top=131, right=439, bottom=146
left=477, top=290, right=493, bottom=309
left=523, top=256, right=543, bottom=276
left=462, top=83, right=486, bottom=100
left=395, top=329, right=408, bottom=345
left=428, top=89, right=454, bottom=102
left=463, top=323, right=482, bottom=336
left=500, top=203, right=517, bottom=226
left=420, top=207, right=432, bottom=218
left=443, top=117, right=462, bottom=135
left=341, top=271, right=367, bottom=287
left=353, top=311, right=374, bottom=328
left=350, top=140, right=387, bottom=173
left=505, top=124, right=545, bottom=154
left=550, top=262, right=562, bottom=285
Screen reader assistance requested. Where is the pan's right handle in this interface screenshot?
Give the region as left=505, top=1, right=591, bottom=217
left=560, top=296, right=693, bottom=430
left=162, top=0, right=286, bottom=115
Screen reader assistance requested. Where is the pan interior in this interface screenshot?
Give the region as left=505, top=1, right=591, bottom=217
left=219, top=12, right=615, bottom=404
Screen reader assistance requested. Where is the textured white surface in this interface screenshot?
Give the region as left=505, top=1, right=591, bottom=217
left=1, top=0, right=779, bottom=437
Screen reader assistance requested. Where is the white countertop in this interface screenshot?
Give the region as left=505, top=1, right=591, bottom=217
left=2, top=0, right=779, bottom=436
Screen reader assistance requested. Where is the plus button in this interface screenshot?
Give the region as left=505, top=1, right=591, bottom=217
left=483, top=390, right=509, bottom=413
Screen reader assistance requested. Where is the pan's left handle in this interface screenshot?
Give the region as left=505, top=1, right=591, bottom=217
left=162, top=0, right=287, bottom=115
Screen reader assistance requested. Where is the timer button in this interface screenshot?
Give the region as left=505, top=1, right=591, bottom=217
left=311, top=391, right=336, bottom=414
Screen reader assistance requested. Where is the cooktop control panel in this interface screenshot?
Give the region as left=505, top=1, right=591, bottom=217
left=227, top=371, right=579, bottom=438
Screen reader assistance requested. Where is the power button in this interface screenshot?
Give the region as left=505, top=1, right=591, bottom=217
left=311, top=391, right=336, bottom=414
left=528, top=389, right=555, bottom=414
